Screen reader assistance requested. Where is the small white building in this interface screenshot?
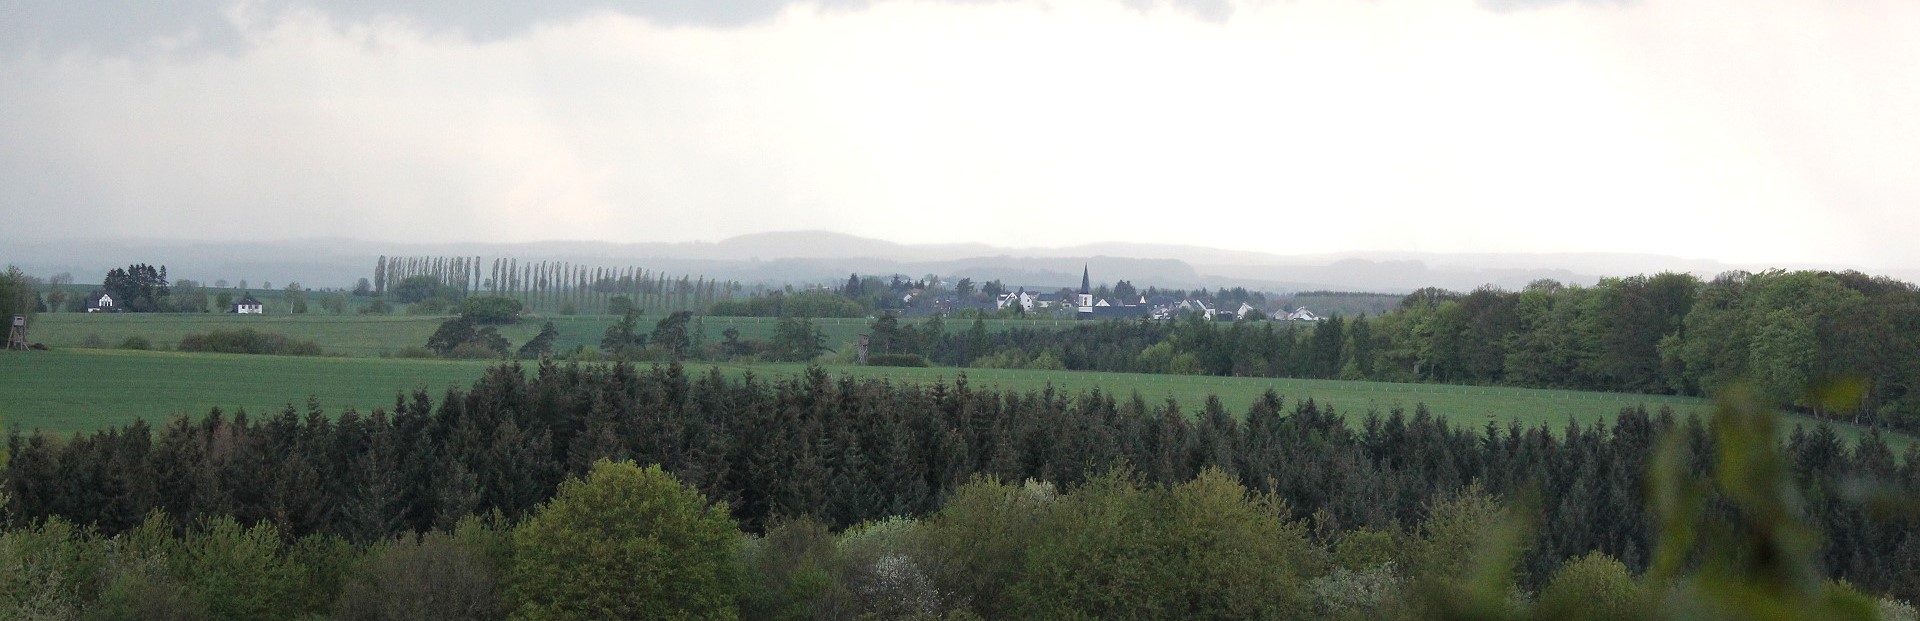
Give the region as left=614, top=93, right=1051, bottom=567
left=1286, top=308, right=1322, bottom=322
left=85, top=291, right=117, bottom=313
left=232, top=294, right=264, bottom=314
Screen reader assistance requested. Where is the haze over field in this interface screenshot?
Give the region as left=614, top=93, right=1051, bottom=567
left=5, top=1, right=1915, bottom=271
left=10, top=231, right=1916, bottom=294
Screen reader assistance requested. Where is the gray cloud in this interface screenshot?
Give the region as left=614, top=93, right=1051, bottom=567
left=1, top=0, right=246, bottom=56
left=1, top=0, right=1251, bottom=57
left=0, top=0, right=911, bottom=56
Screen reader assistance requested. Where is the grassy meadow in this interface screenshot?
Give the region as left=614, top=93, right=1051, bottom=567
left=2, top=347, right=1904, bottom=453
left=22, top=312, right=1091, bottom=357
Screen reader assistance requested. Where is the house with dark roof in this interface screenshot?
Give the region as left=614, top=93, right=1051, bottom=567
left=1076, top=266, right=1155, bottom=320
left=232, top=294, right=264, bottom=314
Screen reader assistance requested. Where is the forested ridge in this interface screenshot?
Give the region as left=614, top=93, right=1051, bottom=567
left=861, top=269, right=1920, bottom=430
left=6, top=360, right=1919, bottom=613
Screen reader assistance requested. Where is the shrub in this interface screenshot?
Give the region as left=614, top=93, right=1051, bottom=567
left=916, top=477, right=1056, bottom=619
left=866, top=353, right=929, bottom=368
left=459, top=297, right=523, bottom=325
left=1307, top=562, right=1404, bottom=619
left=333, top=531, right=505, bottom=621
left=406, top=299, right=450, bottom=315
left=171, top=517, right=309, bottom=621
left=508, top=460, right=740, bottom=621
left=119, top=336, right=152, bottom=350
left=737, top=517, right=836, bottom=621
left=1533, top=552, right=1649, bottom=621
left=176, top=329, right=323, bottom=356
left=446, top=341, right=506, bottom=360
left=390, top=346, right=437, bottom=359
left=1008, top=468, right=1317, bottom=620
left=0, top=518, right=104, bottom=620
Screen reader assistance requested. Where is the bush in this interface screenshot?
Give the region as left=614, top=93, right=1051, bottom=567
left=1533, top=552, right=1650, bottom=621
left=446, top=341, right=506, bottom=360
left=709, top=292, right=866, bottom=318
left=0, top=518, right=104, bottom=620
left=508, top=460, right=740, bottom=621
left=459, top=297, right=523, bottom=325
left=333, top=531, right=505, bottom=621
left=1008, top=468, right=1317, bottom=620
left=176, top=329, right=323, bottom=356
left=406, top=299, right=450, bottom=315
left=867, top=353, right=929, bottom=368
left=391, top=275, right=461, bottom=304
left=119, top=336, right=152, bottom=350
left=171, top=517, right=309, bottom=621
left=358, top=300, right=393, bottom=315
left=390, top=346, right=437, bottom=359
left=737, top=517, right=837, bottom=621
left=917, top=477, right=1056, bottom=619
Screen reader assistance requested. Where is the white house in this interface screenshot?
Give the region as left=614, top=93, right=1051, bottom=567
left=1286, top=308, right=1322, bottom=321
left=85, top=291, right=116, bottom=313
left=996, top=289, right=1038, bottom=313
left=232, top=294, right=264, bottom=314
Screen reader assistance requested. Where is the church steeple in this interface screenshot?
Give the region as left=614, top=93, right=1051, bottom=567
left=1077, top=264, right=1094, bottom=317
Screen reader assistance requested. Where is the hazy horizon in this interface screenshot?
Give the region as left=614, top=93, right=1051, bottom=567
left=6, top=1, right=1917, bottom=270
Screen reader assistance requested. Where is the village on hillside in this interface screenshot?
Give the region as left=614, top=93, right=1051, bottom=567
left=900, top=266, right=1323, bottom=322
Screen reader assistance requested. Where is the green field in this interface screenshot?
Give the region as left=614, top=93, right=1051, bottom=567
left=2, top=348, right=1903, bottom=453
left=21, top=312, right=1096, bottom=358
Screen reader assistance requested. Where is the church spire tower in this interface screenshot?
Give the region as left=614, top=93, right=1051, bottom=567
left=1077, top=264, right=1094, bottom=317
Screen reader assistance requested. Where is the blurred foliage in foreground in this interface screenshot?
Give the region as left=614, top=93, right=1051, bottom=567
left=1422, top=384, right=1918, bottom=621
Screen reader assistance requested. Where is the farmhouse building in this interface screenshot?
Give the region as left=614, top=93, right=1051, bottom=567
left=84, top=291, right=118, bottom=313
left=232, top=294, right=264, bottom=314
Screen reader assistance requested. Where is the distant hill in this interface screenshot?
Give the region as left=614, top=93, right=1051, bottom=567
left=9, top=231, right=1912, bottom=294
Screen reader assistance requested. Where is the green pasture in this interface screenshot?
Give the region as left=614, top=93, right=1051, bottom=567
left=1, top=349, right=1904, bottom=454
left=19, top=312, right=1093, bottom=358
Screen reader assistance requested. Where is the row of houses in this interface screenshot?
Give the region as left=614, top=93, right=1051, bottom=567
left=991, top=267, right=1321, bottom=322
left=81, top=291, right=263, bottom=314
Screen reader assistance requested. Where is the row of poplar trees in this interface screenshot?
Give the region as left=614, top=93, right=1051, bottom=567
left=373, top=255, right=740, bottom=314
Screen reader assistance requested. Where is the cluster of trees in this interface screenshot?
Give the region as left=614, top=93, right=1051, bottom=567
left=7, top=362, right=1920, bottom=608
left=1369, top=270, right=1920, bottom=428
left=375, top=256, right=741, bottom=315
left=100, top=264, right=170, bottom=312
left=861, top=270, right=1920, bottom=430
left=176, top=329, right=324, bottom=356
left=0, top=265, right=42, bottom=325
left=709, top=291, right=868, bottom=319
left=601, top=312, right=829, bottom=363
left=7, top=454, right=1908, bottom=620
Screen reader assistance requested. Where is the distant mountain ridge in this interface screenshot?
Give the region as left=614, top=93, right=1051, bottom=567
left=9, top=231, right=1911, bottom=294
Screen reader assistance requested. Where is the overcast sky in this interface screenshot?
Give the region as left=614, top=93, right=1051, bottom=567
left=3, top=0, right=1916, bottom=268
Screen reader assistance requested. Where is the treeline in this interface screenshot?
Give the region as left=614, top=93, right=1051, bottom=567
left=176, top=328, right=323, bottom=356
left=867, top=270, right=1920, bottom=430
left=372, top=255, right=741, bottom=314
left=12, top=456, right=1905, bottom=621
left=6, top=361, right=1920, bottom=602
